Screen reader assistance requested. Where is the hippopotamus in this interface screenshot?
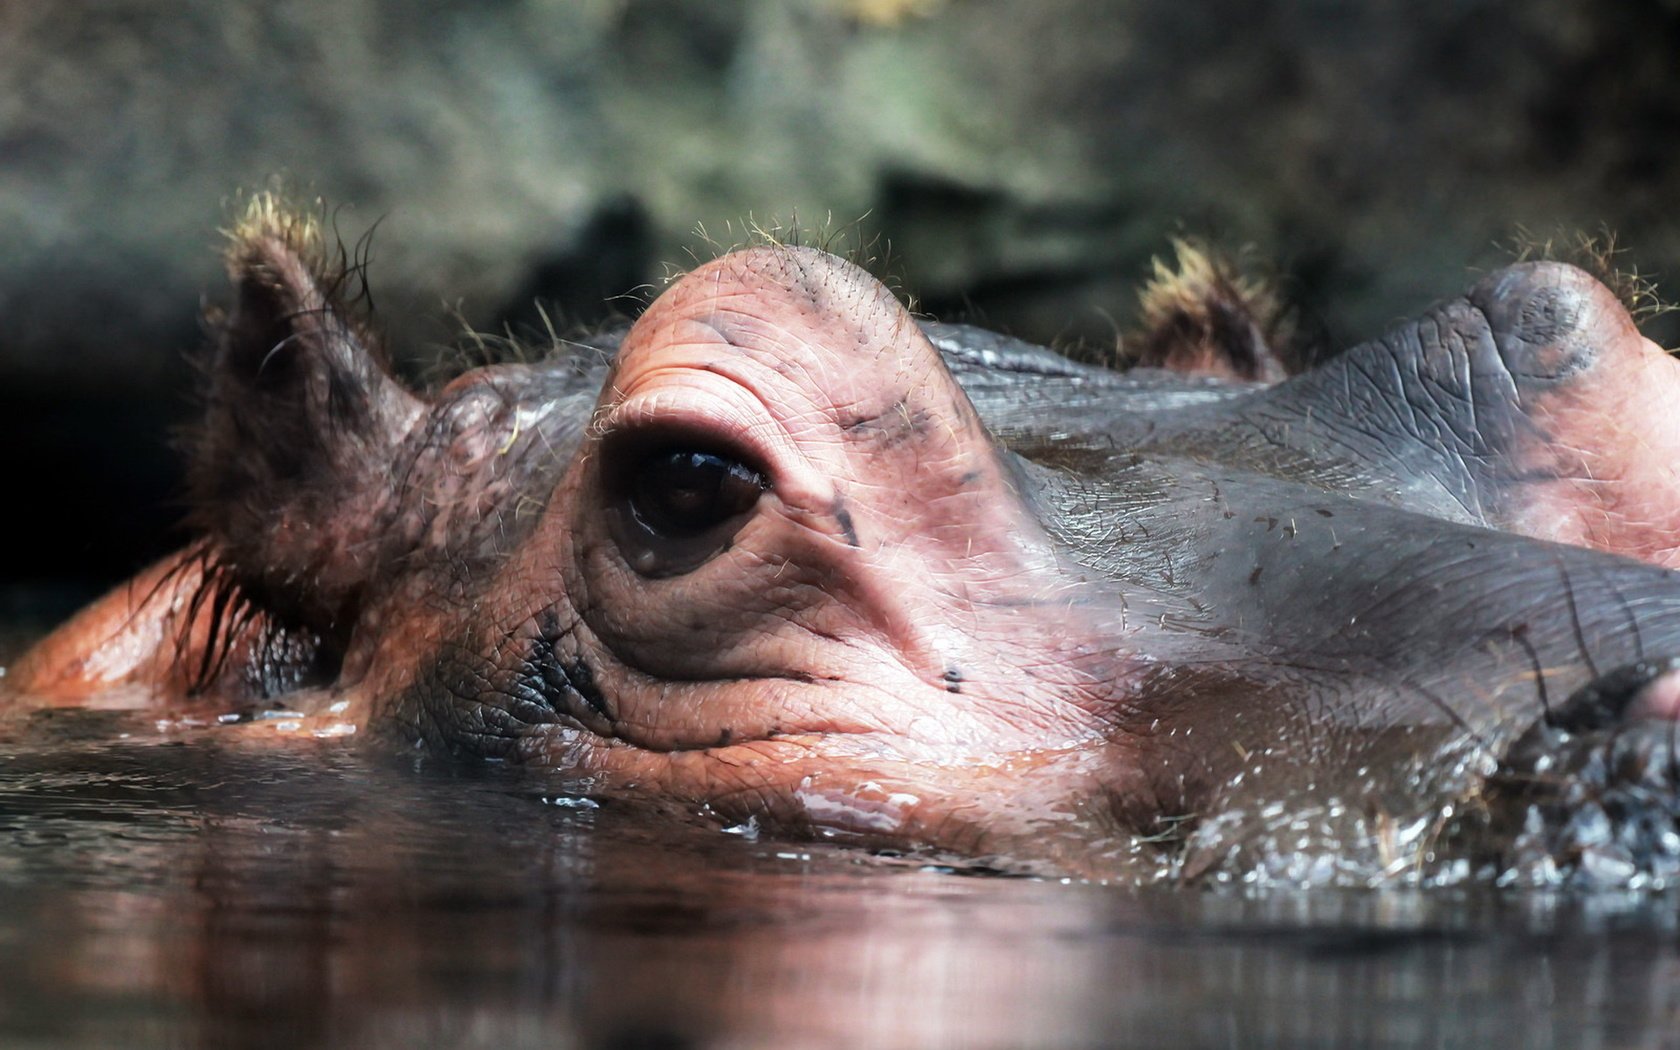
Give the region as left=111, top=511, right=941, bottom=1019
left=9, top=199, right=1680, bottom=885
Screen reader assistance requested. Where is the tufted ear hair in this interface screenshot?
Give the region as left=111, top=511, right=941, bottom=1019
left=1130, top=238, right=1292, bottom=383
left=186, top=197, right=425, bottom=633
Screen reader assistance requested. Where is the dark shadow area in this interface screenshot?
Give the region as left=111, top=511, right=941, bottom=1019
left=0, top=387, right=187, bottom=598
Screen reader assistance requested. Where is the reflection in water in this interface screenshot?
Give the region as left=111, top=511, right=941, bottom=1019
left=0, top=710, right=1676, bottom=1048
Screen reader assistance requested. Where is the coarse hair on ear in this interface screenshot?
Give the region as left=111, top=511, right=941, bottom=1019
left=185, top=192, right=425, bottom=633
left=1129, top=237, right=1294, bottom=383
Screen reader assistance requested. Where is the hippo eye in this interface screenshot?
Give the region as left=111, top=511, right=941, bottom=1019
left=630, top=449, right=766, bottom=537
left=604, top=442, right=768, bottom=577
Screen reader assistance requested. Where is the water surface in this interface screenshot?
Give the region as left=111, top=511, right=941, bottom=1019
left=0, top=628, right=1676, bottom=1048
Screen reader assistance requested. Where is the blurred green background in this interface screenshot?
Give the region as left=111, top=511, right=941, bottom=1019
left=3, top=0, right=1678, bottom=604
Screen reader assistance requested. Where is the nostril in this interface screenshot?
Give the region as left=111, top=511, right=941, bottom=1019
left=1547, top=657, right=1680, bottom=732
left=1470, top=261, right=1636, bottom=386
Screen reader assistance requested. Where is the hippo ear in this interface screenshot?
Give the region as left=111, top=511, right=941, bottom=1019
left=1131, top=238, right=1291, bottom=383
left=186, top=199, right=425, bottom=631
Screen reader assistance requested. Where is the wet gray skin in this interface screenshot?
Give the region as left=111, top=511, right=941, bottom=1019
left=11, top=210, right=1680, bottom=886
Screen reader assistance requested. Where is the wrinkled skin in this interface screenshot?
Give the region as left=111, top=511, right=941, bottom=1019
left=11, top=213, right=1680, bottom=883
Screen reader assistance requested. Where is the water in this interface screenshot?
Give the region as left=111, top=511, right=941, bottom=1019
left=0, top=708, right=1672, bottom=1049
left=2, top=611, right=1679, bottom=1050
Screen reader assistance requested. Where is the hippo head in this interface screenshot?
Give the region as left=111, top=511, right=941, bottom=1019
left=420, top=242, right=1142, bottom=858
left=14, top=201, right=1680, bottom=882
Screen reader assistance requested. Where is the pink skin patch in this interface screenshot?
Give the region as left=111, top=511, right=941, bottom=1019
left=1630, top=667, right=1680, bottom=722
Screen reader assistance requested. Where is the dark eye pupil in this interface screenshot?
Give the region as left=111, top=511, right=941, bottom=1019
left=630, top=449, right=766, bottom=538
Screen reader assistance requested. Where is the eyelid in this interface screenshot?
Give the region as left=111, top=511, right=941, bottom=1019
left=600, top=428, right=763, bottom=497
left=600, top=380, right=831, bottom=510
left=602, top=385, right=771, bottom=460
